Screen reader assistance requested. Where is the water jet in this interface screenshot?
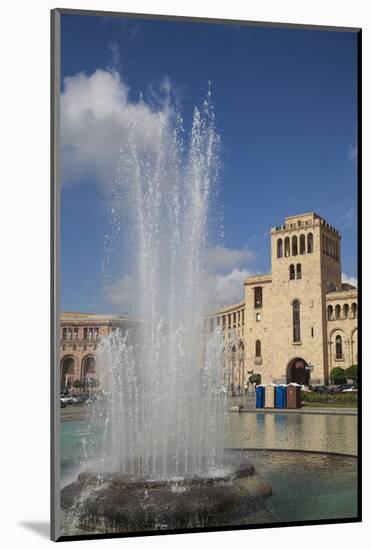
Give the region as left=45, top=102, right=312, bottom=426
left=60, top=94, right=272, bottom=535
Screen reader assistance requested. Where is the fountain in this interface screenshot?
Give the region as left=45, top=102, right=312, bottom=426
left=61, top=92, right=271, bottom=535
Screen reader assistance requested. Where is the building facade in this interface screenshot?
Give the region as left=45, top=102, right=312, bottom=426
left=205, top=212, right=358, bottom=386
left=59, top=312, right=138, bottom=390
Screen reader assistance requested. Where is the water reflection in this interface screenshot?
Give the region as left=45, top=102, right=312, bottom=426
left=225, top=413, right=357, bottom=455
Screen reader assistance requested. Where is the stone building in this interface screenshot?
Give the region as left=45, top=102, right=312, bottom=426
left=205, top=212, right=358, bottom=387
left=59, top=312, right=138, bottom=391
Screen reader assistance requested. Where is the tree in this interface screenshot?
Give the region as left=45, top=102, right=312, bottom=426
left=72, top=379, right=81, bottom=389
left=345, top=364, right=358, bottom=383
left=330, top=367, right=346, bottom=384
left=249, top=373, right=261, bottom=385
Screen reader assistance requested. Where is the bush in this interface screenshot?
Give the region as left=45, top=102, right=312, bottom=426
left=330, top=367, right=346, bottom=384
left=345, top=364, right=358, bottom=382
left=72, top=379, right=81, bottom=388
left=301, top=392, right=357, bottom=404
left=249, top=373, right=261, bottom=385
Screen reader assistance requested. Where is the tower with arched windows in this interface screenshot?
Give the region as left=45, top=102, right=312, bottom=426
left=234, top=212, right=354, bottom=386
left=204, top=212, right=356, bottom=387
left=266, top=213, right=343, bottom=384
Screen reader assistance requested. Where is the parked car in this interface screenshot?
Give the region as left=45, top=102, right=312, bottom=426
left=312, top=385, right=330, bottom=394
left=342, top=385, right=357, bottom=393
left=60, top=399, right=67, bottom=408
left=60, top=395, right=74, bottom=405
left=333, top=384, right=355, bottom=393
left=73, top=394, right=86, bottom=404
left=70, top=395, right=81, bottom=404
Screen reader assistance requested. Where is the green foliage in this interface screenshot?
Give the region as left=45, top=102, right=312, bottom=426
left=329, top=367, right=346, bottom=383
left=249, top=373, right=261, bottom=385
left=345, top=364, right=358, bottom=382
left=72, top=379, right=81, bottom=388
left=301, top=392, right=357, bottom=404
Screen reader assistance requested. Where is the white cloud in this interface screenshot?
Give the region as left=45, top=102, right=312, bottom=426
left=204, top=245, right=255, bottom=308
left=105, top=245, right=255, bottom=313
left=342, top=273, right=357, bottom=288
left=61, top=68, right=174, bottom=186
left=208, top=268, right=252, bottom=308
left=206, top=244, right=254, bottom=273
left=62, top=67, right=254, bottom=313
left=104, top=274, right=137, bottom=315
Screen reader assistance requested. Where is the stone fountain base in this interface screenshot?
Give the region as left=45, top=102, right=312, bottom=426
left=61, top=453, right=272, bottom=535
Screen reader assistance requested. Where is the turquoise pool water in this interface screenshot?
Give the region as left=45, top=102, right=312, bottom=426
left=60, top=413, right=358, bottom=525
left=239, top=450, right=357, bottom=524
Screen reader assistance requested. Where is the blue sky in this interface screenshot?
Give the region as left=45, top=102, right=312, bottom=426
left=60, top=14, right=358, bottom=313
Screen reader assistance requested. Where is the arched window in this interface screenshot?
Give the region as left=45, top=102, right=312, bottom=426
left=255, top=340, right=261, bottom=357
left=284, top=237, right=290, bottom=257
left=351, top=303, right=357, bottom=319
left=307, top=233, right=313, bottom=253
left=299, top=234, right=306, bottom=254
left=292, top=300, right=301, bottom=342
left=292, top=235, right=298, bottom=256
left=343, top=304, right=349, bottom=319
left=335, top=304, right=341, bottom=320
left=335, top=335, right=343, bottom=359
left=296, top=263, right=302, bottom=279
left=289, top=264, right=295, bottom=280
left=254, top=286, right=263, bottom=308
left=277, top=238, right=283, bottom=258
left=62, top=327, right=67, bottom=340
left=327, top=305, right=333, bottom=321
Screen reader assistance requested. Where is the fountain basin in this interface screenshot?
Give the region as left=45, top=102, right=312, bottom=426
left=61, top=455, right=272, bottom=534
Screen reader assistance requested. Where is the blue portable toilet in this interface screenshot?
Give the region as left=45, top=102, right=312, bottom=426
left=276, top=384, right=287, bottom=409
left=255, top=385, right=265, bottom=408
